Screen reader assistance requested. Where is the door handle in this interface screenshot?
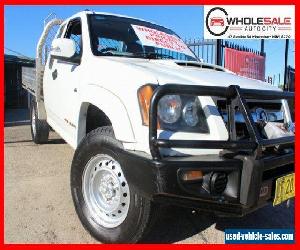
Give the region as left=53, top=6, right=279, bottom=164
left=74, top=88, right=78, bottom=93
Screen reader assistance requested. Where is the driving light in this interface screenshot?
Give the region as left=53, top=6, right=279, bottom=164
left=202, top=172, right=228, bottom=194
left=182, top=99, right=199, bottom=126
left=210, top=172, right=228, bottom=194
left=158, top=95, right=182, bottom=124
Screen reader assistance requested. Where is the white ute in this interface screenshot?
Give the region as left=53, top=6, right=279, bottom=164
left=22, top=11, right=295, bottom=243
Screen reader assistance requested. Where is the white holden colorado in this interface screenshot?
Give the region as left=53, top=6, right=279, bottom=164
left=22, top=11, right=294, bottom=243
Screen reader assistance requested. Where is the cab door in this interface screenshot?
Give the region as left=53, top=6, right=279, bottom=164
left=44, top=18, right=83, bottom=146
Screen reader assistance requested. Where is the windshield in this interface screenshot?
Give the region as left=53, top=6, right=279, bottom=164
left=88, top=14, right=198, bottom=61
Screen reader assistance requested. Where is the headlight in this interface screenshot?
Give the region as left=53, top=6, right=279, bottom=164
left=158, top=95, right=209, bottom=133
left=182, top=98, right=200, bottom=126
left=158, top=95, right=182, bottom=124
left=137, top=84, right=209, bottom=133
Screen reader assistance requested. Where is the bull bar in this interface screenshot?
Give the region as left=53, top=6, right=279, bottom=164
left=115, top=84, right=294, bottom=215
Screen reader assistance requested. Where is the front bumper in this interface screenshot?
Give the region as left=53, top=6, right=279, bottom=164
left=116, top=147, right=294, bottom=217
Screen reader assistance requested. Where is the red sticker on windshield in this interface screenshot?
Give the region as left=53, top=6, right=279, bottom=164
left=131, top=24, right=194, bottom=58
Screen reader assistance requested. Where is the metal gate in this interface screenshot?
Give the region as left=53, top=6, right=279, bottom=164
left=186, top=39, right=267, bottom=82
left=185, top=38, right=216, bottom=64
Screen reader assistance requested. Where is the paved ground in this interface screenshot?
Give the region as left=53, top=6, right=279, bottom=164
left=4, top=125, right=294, bottom=244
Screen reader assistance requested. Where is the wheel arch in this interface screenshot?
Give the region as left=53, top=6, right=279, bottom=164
left=76, top=85, right=136, bottom=146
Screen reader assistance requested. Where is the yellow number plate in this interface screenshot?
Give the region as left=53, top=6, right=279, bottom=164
left=273, top=173, right=295, bottom=206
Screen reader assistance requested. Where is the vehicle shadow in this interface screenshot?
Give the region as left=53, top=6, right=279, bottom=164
left=4, top=138, right=66, bottom=145
left=216, top=200, right=294, bottom=231
left=142, top=205, right=216, bottom=243
left=142, top=200, right=294, bottom=243
left=46, top=138, right=66, bottom=144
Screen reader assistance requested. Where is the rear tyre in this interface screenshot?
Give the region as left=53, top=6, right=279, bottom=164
left=30, top=99, right=49, bottom=144
left=71, top=126, right=157, bottom=243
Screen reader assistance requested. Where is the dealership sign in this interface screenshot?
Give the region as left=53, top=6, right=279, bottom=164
left=204, top=5, right=295, bottom=39
left=224, top=47, right=265, bottom=81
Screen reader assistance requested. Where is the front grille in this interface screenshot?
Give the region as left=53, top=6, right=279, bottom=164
left=235, top=123, right=249, bottom=139
left=215, top=99, right=284, bottom=140
left=216, top=99, right=282, bottom=113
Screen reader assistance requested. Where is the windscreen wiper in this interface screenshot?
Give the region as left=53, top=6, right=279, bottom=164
left=98, top=50, right=131, bottom=57
left=131, top=52, right=174, bottom=59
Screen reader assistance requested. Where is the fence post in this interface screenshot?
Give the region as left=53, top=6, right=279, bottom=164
left=215, top=39, right=223, bottom=66
left=283, top=39, right=289, bottom=90
left=260, top=39, right=265, bottom=55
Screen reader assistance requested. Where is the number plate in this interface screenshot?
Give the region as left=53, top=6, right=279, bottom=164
left=273, top=173, right=295, bottom=206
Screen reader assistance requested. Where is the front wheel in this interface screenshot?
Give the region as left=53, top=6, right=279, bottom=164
left=71, top=126, right=157, bottom=243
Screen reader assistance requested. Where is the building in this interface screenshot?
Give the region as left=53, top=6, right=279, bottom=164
left=4, top=54, right=35, bottom=109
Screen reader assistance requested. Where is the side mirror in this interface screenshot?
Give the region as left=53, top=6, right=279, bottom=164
left=50, top=38, right=76, bottom=59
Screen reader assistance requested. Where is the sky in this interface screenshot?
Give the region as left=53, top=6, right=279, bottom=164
left=4, top=5, right=294, bottom=86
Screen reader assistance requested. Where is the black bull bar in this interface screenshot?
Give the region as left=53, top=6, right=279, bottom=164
left=149, top=84, right=294, bottom=160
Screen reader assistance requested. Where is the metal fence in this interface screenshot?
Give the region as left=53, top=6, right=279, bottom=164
left=185, top=39, right=216, bottom=64
left=185, top=39, right=268, bottom=82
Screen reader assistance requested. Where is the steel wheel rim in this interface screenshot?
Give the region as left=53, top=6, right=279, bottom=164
left=82, top=154, right=130, bottom=228
left=32, top=108, right=36, bottom=136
